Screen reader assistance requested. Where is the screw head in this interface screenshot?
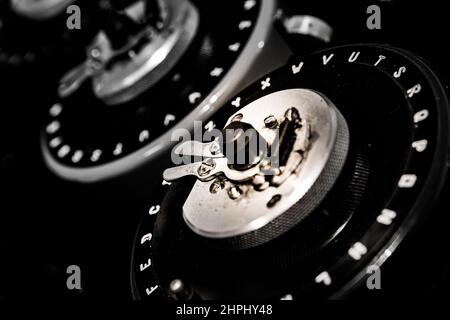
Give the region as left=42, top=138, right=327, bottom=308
left=87, top=58, right=103, bottom=71
left=209, top=142, right=221, bottom=155
left=255, top=182, right=270, bottom=191
left=252, top=174, right=265, bottom=186
left=264, top=115, right=278, bottom=129
left=228, top=185, right=242, bottom=200
left=231, top=113, right=243, bottom=122
left=197, top=158, right=216, bottom=177
left=210, top=178, right=225, bottom=194
left=170, top=279, right=184, bottom=293
left=89, top=47, right=102, bottom=59
left=267, top=194, right=282, bottom=208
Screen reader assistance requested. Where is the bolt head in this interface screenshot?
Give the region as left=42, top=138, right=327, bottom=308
left=228, top=186, right=242, bottom=200
left=231, top=113, right=243, bottom=122
left=170, top=279, right=184, bottom=293
left=255, top=181, right=270, bottom=191
left=209, top=142, right=221, bottom=155
left=267, top=194, right=282, bottom=208
left=89, top=47, right=102, bottom=59
left=197, top=158, right=215, bottom=177
left=210, top=179, right=225, bottom=194
left=252, top=174, right=266, bottom=186
left=264, top=115, right=278, bottom=129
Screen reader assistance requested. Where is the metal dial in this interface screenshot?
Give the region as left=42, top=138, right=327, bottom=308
left=131, top=44, right=450, bottom=300
left=41, top=0, right=286, bottom=183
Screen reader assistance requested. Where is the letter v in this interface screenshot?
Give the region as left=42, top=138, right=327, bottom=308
left=322, top=53, right=334, bottom=65
left=292, top=62, right=304, bottom=74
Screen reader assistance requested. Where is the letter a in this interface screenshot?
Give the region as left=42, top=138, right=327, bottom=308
left=366, top=265, right=381, bottom=290
left=66, top=265, right=82, bottom=290
left=67, top=5, right=81, bottom=30
left=366, top=5, right=381, bottom=30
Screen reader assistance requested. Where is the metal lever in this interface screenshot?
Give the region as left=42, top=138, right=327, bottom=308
left=58, top=61, right=99, bottom=98
left=174, top=140, right=224, bottom=159
left=58, top=33, right=114, bottom=98
left=163, top=157, right=260, bottom=183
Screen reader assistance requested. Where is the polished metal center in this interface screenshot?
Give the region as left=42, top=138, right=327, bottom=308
left=181, top=89, right=350, bottom=239
left=57, top=0, right=199, bottom=105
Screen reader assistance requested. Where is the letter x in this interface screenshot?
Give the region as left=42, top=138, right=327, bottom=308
left=261, top=78, right=271, bottom=90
